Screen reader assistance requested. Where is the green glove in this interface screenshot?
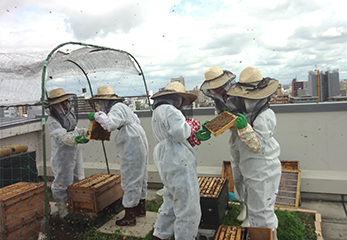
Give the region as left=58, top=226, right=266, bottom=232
left=88, top=112, right=95, bottom=121
left=196, top=121, right=211, bottom=141
left=75, top=135, right=89, bottom=144
left=236, top=113, right=248, bottom=129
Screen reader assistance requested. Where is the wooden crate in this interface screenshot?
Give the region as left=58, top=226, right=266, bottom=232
left=215, top=225, right=274, bottom=240
left=205, top=111, right=237, bottom=137
left=274, top=207, right=323, bottom=240
left=67, top=174, right=123, bottom=216
left=0, top=182, right=45, bottom=239
left=275, top=161, right=301, bottom=209
left=2, top=217, right=44, bottom=240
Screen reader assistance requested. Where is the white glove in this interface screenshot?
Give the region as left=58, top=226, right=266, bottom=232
left=94, top=111, right=109, bottom=130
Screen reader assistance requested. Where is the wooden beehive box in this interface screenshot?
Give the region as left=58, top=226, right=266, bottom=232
left=275, top=161, right=301, bottom=209
left=199, top=177, right=229, bottom=230
left=205, top=111, right=237, bottom=137
left=215, top=225, right=274, bottom=240
left=67, top=174, right=123, bottom=216
left=88, top=120, right=111, bottom=141
left=0, top=182, right=45, bottom=240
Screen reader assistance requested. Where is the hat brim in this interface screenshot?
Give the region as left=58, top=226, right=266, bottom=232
left=200, top=72, right=236, bottom=90
left=90, top=95, right=124, bottom=101
left=151, top=91, right=197, bottom=106
left=48, top=94, right=76, bottom=105
left=227, top=79, right=279, bottom=99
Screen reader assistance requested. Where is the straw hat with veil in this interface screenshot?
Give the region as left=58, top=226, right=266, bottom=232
left=47, top=88, right=77, bottom=131
left=47, top=88, right=76, bottom=105
left=228, top=66, right=279, bottom=126
left=200, top=66, right=240, bottom=115
left=200, top=66, right=236, bottom=90
left=227, top=66, right=279, bottom=99
left=89, top=86, right=124, bottom=113
left=151, top=82, right=197, bottom=118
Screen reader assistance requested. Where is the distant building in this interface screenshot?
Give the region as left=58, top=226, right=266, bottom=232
left=80, top=87, right=90, bottom=99
left=307, top=69, right=340, bottom=102
left=289, top=69, right=341, bottom=103
left=170, top=76, right=185, bottom=86
left=191, top=86, right=204, bottom=104
left=291, top=78, right=305, bottom=97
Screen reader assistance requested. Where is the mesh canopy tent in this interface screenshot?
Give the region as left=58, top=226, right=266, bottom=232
left=0, top=51, right=47, bottom=106
left=1, top=42, right=150, bottom=239
left=0, top=42, right=149, bottom=106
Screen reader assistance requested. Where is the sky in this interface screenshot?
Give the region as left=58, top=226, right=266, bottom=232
left=1, top=0, right=347, bottom=94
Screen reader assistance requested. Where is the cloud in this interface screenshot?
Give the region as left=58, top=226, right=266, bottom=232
left=1, top=0, right=347, bottom=99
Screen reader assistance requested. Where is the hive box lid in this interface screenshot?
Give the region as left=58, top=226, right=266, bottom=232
left=68, top=174, right=121, bottom=191
left=0, top=182, right=44, bottom=204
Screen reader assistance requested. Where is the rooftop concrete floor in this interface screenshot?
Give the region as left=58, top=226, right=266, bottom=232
left=299, top=193, right=347, bottom=240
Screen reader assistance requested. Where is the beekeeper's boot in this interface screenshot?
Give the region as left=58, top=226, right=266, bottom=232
left=237, top=202, right=247, bottom=221
left=241, top=216, right=250, bottom=227
left=116, top=207, right=136, bottom=226
left=136, top=199, right=146, bottom=217
left=56, top=201, right=68, bottom=219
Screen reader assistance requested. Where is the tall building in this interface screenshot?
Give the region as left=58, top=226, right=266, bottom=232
left=291, top=78, right=304, bottom=97
left=170, top=76, right=185, bottom=86
left=307, top=69, right=340, bottom=102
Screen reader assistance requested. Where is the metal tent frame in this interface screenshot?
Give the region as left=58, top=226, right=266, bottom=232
left=40, top=42, right=151, bottom=239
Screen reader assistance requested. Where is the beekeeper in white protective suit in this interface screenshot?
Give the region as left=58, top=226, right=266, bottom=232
left=150, top=82, right=201, bottom=240
left=88, top=86, right=148, bottom=227
left=47, top=88, right=89, bottom=219
left=200, top=66, right=248, bottom=221
left=201, top=66, right=281, bottom=239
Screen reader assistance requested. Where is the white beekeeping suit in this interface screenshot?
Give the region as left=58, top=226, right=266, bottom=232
left=201, top=66, right=281, bottom=239
left=229, top=103, right=281, bottom=230
left=90, top=86, right=148, bottom=227
left=227, top=66, right=281, bottom=239
left=150, top=82, right=201, bottom=240
left=200, top=66, right=247, bottom=210
left=46, top=88, right=89, bottom=219
left=104, top=102, right=148, bottom=208
left=47, top=118, right=87, bottom=200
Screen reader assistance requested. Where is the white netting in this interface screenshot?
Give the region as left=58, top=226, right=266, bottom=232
left=0, top=44, right=141, bottom=107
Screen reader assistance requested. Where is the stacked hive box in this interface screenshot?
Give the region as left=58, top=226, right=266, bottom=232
left=275, top=161, right=301, bottom=209
left=0, top=182, right=45, bottom=240
left=199, top=177, right=229, bottom=230
left=214, top=225, right=274, bottom=240
left=67, top=174, right=123, bottom=216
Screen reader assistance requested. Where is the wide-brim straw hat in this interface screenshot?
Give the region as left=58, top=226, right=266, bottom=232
left=90, top=86, right=123, bottom=101
left=200, top=66, right=236, bottom=90
left=47, top=88, right=76, bottom=105
left=151, top=82, right=197, bottom=106
left=227, top=66, right=279, bottom=99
